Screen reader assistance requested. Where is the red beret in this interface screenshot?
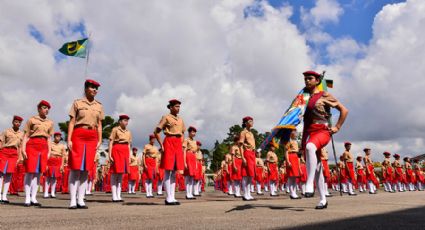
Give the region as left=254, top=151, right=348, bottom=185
left=196, top=141, right=202, bottom=146
left=149, top=134, right=156, bottom=139
left=13, top=115, right=23, bottom=121
left=242, top=116, right=253, bottom=123
left=344, top=142, right=352, bottom=146
left=383, top=152, right=391, bottom=156
left=38, top=100, right=51, bottom=109
left=188, top=126, right=197, bottom=132
left=169, top=99, right=181, bottom=105
left=119, top=114, right=130, bottom=120
left=54, top=132, right=62, bottom=136
left=413, top=159, right=419, bottom=163
left=363, top=148, right=371, bottom=152
left=303, top=70, right=321, bottom=78
left=356, top=156, right=363, bottom=160
left=132, top=147, right=138, bottom=151
left=393, top=154, right=400, bottom=158
left=85, top=79, right=101, bottom=87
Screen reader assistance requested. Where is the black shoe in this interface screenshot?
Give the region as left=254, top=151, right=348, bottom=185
left=2, top=200, right=10, bottom=204
left=31, top=202, right=41, bottom=207
left=348, top=193, right=357, bottom=196
left=325, top=194, right=333, bottom=197
left=77, top=204, right=88, bottom=209
left=112, top=200, right=120, bottom=203
left=69, top=206, right=77, bottom=209
left=157, top=193, right=164, bottom=196
left=290, top=195, right=301, bottom=199
left=165, top=200, right=176, bottom=205
left=304, top=192, right=314, bottom=198
left=118, top=200, right=124, bottom=202
left=369, top=191, right=376, bottom=194
left=242, top=197, right=250, bottom=201
left=270, top=194, right=279, bottom=197
left=315, top=202, right=328, bottom=209
left=256, top=193, right=264, bottom=196
left=24, top=203, right=31, bottom=207
left=234, top=194, right=242, bottom=198
left=50, top=195, right=56, bottom=198
left=174, top=201, right=181, bottom=205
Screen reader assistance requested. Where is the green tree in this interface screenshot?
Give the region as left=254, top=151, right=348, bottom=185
left=211, top=140, right=229, bottom=172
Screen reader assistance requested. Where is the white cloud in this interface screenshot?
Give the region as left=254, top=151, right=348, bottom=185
left=301, top=0, right=344, bottom=28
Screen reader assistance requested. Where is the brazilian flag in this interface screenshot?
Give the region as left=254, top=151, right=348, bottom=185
left=58, top=38, right=88, bottom=58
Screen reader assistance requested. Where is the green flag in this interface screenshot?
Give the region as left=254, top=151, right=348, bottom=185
left=58, top=38, right=88, bottom=58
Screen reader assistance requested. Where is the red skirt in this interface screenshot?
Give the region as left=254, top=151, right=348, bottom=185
left=227, top=164, right=233, bottom=180
left=232, top=158, right=243, bottom=180
left=383, top=167, right=393, bottom=183
left=69, top=128, right=98, bottom=171
left=340, top=167, right=347, bottom=183
left=111, top=143, right=130, bottom=174
left=0, top=147, right=19, bottom=173
left=89, top=162, right=97, bottom=181
left=366, top=165, right=378, bottom=183
left=62, top=166, right=70, bottom=193
left=415, top=170, right=424, bottom=183
left=184, top=151, right=197, bottom=177
left=394, top=168, right=403, bottom=182
left=25, top=138, right=49, bottom=173
left=406, top=169, right=415, bottom=183
left=322, top=160, right=331, bottom=179
left=194, top=160, right=203, bottom=180
left=287, top=153, right=300, bottom=177
left=255, top=166, right=263, bottom=182
left=144, top=157, right=157, bottom=180
left=129, top=165, right=139, bottom=181
left=46, top=157, right=62, bottom=178
left=242, top=150, right=255, bottom=177
left=300, top=164, right=307, bottom=183
left=357, top=169, right=366, bottom=184
left=280, top=172, right=287, bottom=184
left=346, top=162, right=356, bottom=181
left=268, top=162, right=278, bottom=181
left=157, top=168, right=165, bottom=181
left=161, top=136, right=184, bottom=171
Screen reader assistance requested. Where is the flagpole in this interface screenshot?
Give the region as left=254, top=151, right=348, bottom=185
left=84, top=32, right=92, bottom=77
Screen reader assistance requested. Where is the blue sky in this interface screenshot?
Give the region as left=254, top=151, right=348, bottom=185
left=268, top=0, right=405, bottom=44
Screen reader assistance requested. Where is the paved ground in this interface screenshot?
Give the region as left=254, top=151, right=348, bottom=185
left=0, top=189, right=424, bottom=229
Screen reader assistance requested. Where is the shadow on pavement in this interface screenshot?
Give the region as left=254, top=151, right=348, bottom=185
left=123, top=202, right=159, bottom=206
left=226, top=204, right=305, bottom=213
left=281, top=206, right=425, bottom=230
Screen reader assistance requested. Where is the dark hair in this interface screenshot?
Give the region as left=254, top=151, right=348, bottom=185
left=84, top=82, right=98, bottom=90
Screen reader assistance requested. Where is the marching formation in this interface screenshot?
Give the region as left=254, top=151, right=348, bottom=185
left=0, top=71, right=424, bottom=211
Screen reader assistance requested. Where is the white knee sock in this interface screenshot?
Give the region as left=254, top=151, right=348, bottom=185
left=256, top=182, right=262, bottom=193
left=87, top=181, right=93, bottom=194
left=234, top=180, right=241, bottom=196
left=24, top=173, right=33, bottom=204
left=289, top=177, right=298, bottom=197
left=185, top=176, right=191, bottom=197
left=170, top=171, right=177, bottom=202
left=0, top=174, right=3, bottom=195
left=348, top=181, right=354, bottom=194
left=30, top=174, right=40, bottom=203
left=77, top=171, right=88, bottom=205
left=111, top=174, right=118, bottom=200
left=228, top=181, right=234, bottom=194
left=1, top=174, right=12, bottom=200
left=51, top=178, right=57, bottom=196
left=116, top=174, right=123, bottom=200
left=270, top=182, right=276, bottom=195
left=69, top=170, right=81, bottom=207
left=315, top=163, right=326, bottom=205
left=194, top=180, right=200, bottom=196
left=157, top=180, right=163, bottom=195
left=44, top=178, right=51, bottom=197
left=305, top=143, right=318, bottom=193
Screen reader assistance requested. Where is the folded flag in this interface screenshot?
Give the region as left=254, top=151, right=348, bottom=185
left=58, top=38, right=88, bottom=58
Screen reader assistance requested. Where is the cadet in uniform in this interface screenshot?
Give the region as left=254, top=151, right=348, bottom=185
left=355, top=156, right=366, bottom=193
left=44, top=132, right=66, bottom=198
left=0, top=115, right=24, bottom=204
left=285, top=130, right=302, bottom=199
left=382, top=152, right=394, bottom=192
left=239, top=116, right=256, bottom=201
left=255, top=151, right=265, bottom=195
left=154, top=99, right=185, bottom=205
left=67, top=79, right=104, bottom=209
left=128, top=147, right=140, bottom=194
left=266, top=145, right=279, bottom=196
left=342, top=142, right=356, bottom=195
left=143, top=135, right=160, bottom=198
left=363, top=148, right=378, bottom=194
left=22, top=100, right=54, bottom=206
left=183, top=127, right=198, bottom=199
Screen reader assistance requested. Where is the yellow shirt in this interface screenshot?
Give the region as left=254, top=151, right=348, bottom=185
left=24, top=115, right=54, bottom=138
left=109, top=126, right=132, bottom=143
left=156, top=114, right=185, bottom=136
left=0, top=128, right=23, bottom=148
left=69, top=97, right=105, bottom=128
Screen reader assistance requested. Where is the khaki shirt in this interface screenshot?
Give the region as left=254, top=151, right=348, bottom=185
left=393, top=160, right=402, bottom=168
left=382, top=159, right=391, bottom=167
left=183, top=138, right=197, bottom=152
left=225, top=154, right=233, bottom=164
left=267, top=151, right=278, bottom=163
left=287, top=140, right=299, bottom=153
left=50, top=142, right=65, bottom=157
left=109, top=126, right=132, bottom=143
left=321, top=148, right=328, bottom=160
left=342, top=151, right=353, bottom=163
left=230, top=145, right=242, bottom=158
left=356, top=161, right=364, bottom=170
left=130, top=155, right=139, bottom=166
left=196, top=151, right=203, bottom=160
left=69, top=98, right=105, bottom=128
left=239, top=128, right=255, bottom=150
left=364, top=155, right=373, bottom=165
left=0, top=128, right=23, bottom=148
left=156, top=114, right=185, bottom=136
left=143, top=144, right=159, bottom=158
left=311, top=92, right=340, bottom=123
left=24, top=116, right=54, bottom=138
left=256, top=158, right=264, bottom=167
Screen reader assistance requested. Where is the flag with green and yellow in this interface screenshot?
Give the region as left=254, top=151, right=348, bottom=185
left=58, top=38, right=88, bottom=58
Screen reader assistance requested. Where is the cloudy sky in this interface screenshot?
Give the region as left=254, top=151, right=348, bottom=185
left=0, top=0, right=423, bottom=161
